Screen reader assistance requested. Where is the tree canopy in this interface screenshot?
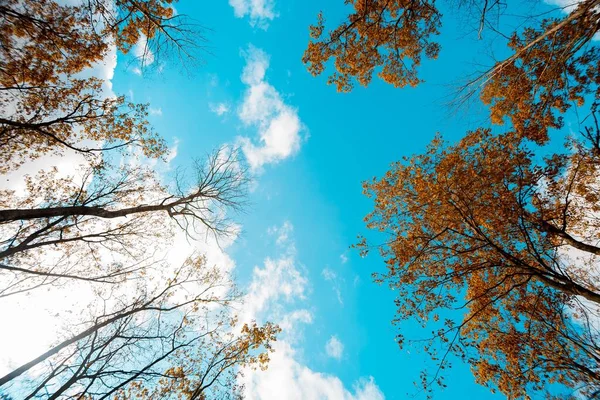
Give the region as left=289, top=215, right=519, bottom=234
left=305, top=0, right=600, bottom=397
left=0, top=1, right=277, bottom=398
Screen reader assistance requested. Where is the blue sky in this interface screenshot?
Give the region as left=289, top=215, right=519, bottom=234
left=108, top=0, right=570, bottom=398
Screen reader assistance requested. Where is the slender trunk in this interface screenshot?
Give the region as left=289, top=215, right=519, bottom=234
left=0, top=304, right=147, bottom=386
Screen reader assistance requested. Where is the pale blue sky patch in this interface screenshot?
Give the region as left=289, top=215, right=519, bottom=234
left=229, top=0, right=277, bottom=29
left=326, top=335, right=344, bottom=360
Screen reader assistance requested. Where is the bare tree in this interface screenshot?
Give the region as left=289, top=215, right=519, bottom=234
left=0, top=256, right=279, bottom=399
left=0, top=3, right=277, bottom=399
left=0, top=148, right=247, bottom=297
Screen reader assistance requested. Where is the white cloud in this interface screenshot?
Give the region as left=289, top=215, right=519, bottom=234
left=149, top=107, right=163, bottom=116
left=353, top=377, right=386, bottom=400
left=164, top=138, right=179, bottom=166
left=209, top=102, right=230, bottom=116
left=544, top=0, right=583, bottom=13
left=133, top=35, right=155, bottom=67
left=242, top=254, right=307, bottom=325
left=241, top=221, right=309, bottom=335
left=340, top=253, right=349, bottom=264
left=242, top=341, right=384, bottom=400
left=237, top=46, right=304, bottom=172
left=279, top=309, right=313, bottom=344
left=229, top=0, right=277, bottom=29
left=268, top=220, right=294, bottom=246
left=132, top=66, right=142, bottom=76
left=0, top=280, right=94, bottom=376
left=325, top=335, right=344, bottom=360
left=279, top=309, right=313, bottom=332
left=208, top=73, right=220, bottom=87
left=322, top=268, right=337, bottom=281
left=240, top=221, right=311, bottom=344
left=322, top=267, right=344, bottom=305
left=240, top=222, right=384, bottom=400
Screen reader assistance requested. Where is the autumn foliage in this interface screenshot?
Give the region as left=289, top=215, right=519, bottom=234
left=480, top=4, right=600, bottom=144
left=0, top=0, right=203, bottom=172
left=303, top=0, right=441, bottom=92
left=306, top=0, right=600, bottom=397
left=360, top=128, right=600, bottom=397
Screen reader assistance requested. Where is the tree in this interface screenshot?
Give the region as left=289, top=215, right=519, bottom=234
left=1, top=0, right=205, bottom=172
left=0, top=0, right=200, bottom=86
left=1, top=1, right=278, bottom=398
left=359, top=126, right=600, bottom=397
left=305, top=0, right=600, bottom=397
left=302, top=0, right=600, bottom=142
left=0, top=149, right=246, bottom=298
left=303, top=0, right=599, bottom=105
left=475, top=2, right=600, bottom=144
left=302, top=0, right=441, bottom=92
left=0, top=255, right=280, bottom=399
left=0, top=0, right=227, bottom=295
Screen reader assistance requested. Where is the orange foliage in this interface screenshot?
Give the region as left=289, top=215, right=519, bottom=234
left=308, top=0, right=600, bottom=395
left=360, top=129, right=600, bottom=397
left=0, top=0, right=188, bottom=172
left=481, top=8, right=600, bottom=143
left=304, top=0, right=600, bottom=142
left=302, top=0, right=441, bottom=92
left=114, top=321, right=281, bottom=399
